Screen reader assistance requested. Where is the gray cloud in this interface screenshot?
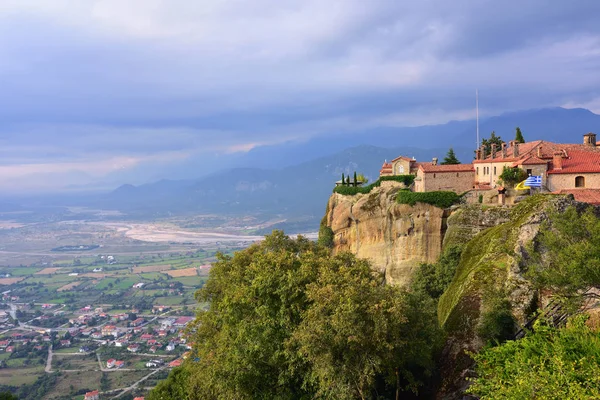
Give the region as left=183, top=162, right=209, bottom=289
left=0, top=0, right=599, bottom=192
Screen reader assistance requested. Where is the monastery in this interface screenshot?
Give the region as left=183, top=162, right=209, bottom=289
left=380, top=133, right=600, bottom=204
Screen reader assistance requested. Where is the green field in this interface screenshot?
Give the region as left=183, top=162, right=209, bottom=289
left=0, top=366, right=45, bottom=386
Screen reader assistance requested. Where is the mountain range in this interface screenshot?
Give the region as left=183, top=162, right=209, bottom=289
left=5, top=107, right=600, bottom=232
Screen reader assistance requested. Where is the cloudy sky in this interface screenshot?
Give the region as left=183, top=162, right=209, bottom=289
left=1, top=0, right=600, bottom=193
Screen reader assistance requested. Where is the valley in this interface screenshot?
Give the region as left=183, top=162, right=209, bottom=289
left=0, top=212, right=288, bottom=399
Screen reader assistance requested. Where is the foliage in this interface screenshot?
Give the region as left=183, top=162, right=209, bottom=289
left=147, top=366, right=191, bottom=400
left=499, top=166, right=528, bottom=187
left=356, top=173, right=369, bottom=184
left=481, top=131, right=504, bottom=155
left=333, top=175, right=415, bottom=196
left=468, top=315, right=600, bottom=399
left=441, top=148, right=461, bottom=165
left=515, top=126, right=525, bottom=143
left=0, top=393, right=17, bottom=400
left=478, top=194, right=483, bottom=204
left=317, top=224, right=334, bottom=248
left=156, top=231, right=441, bottom=399
left=477, top=294, right=516, bottom=345
left=396, top=190, right=461, bottom=209
left=528, top=205, right=600, bottom=306
left=411, top=245, right=463, bottom=299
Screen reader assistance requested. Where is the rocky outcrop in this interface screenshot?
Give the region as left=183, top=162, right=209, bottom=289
left=324, top=186, right=451, bottom=286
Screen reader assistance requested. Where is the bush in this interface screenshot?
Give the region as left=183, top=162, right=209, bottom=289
left=333, top=175, right=415, bottom=196
left=317, top=225, right=334, bottom=248
left=499, top=166, right=528, bottom=187
left=396, top=190, right=461, bottom=209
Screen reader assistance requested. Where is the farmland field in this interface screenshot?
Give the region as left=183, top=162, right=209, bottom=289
left=133, top=264, right=171, bottom=273
left=165, top=268, right=198, bottom=277
left=0, top=277, right=24, bottom=285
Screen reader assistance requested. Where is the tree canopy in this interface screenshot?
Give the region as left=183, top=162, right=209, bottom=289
left=149, top=231, right=441, bottom=400
left=481, top=132, right=504, bottom=155
left=468, top=315, right=600, bottom=399
left=515, top=127, right=525, bottom=143
left=528, top=205, right=600, bottom=306
left=441, top=148, right=460, bottom=165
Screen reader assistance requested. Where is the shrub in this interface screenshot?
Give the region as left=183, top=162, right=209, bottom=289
left=317, top=225, right=334, bottom=248
left=333, top=175, right=415, bottom=196
left=396, top=190, right=460, bottom=209
left=499, top=166, right=528, bottom=187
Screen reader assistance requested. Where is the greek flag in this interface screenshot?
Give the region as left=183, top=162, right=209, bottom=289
left=524, top=176, right=542, bottom=188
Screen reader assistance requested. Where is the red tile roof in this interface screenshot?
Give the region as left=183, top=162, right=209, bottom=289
left=547, top=150, right=600, bottom=174
left=419, top=164, right=474, bottom=173
left=553, top=189, right=600, bottom=205
left=390, top=155, right=414, bottom=163
left=517, top=155, right=548, bottom=165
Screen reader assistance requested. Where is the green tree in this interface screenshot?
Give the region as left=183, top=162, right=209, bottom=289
left=356, top=173, right=369, bottom=184
left=0, top=392, right=18, bottom=400
left=528, top=205, right=600, bottom=307
left=515, top=127, right=525, bottom=143
left=154, top=231, right=441, bottom=399
left=498, top=166, right=528, bottom=187
left=353, top=171, right=358, bottom=187
left=441, top=148, right=461, bottom=165
left=341, top=173, right=345, bottom=185
left=317, top=224, right=334, bottom=248
left=468, top=315, right=600, bottom=399
left=481, top=131, right=504, bottom=155
left=147, top=366, right=191, bottom=400
left=346, top=175, right=350, bottom=185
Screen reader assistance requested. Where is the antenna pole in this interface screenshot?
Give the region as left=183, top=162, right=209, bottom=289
left=476, top=89, right=480, bottom=148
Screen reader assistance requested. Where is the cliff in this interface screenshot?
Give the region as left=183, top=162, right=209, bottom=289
left=324, top=189, right=592, bottom=398
left=324, top=185, right=451, bottom=286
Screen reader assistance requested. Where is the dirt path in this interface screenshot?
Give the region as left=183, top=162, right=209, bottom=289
left=45, top=345, right=53, bottom=373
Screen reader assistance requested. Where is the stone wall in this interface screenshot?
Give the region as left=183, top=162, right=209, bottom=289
left=415, top=170, right=474, bottom=193
left=547, top=172, right=600, bottom=191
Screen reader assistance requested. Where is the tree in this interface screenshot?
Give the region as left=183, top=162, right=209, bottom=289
left=346, top=176, right=350, bottom=185
left=528, top=205, right=600, bottom=307
left=353, top=171, right=358, bottom=187
left=341, top=173, right=345, bottom=185
left=468, top=315, right=600, bottom=399
left=356, top=173, right=369, bottom=184
left=481, top=131, right=504, bottom=155
left=499, top=166, right=528, bottom=187
left=441, top=148, right=461, bottom=165
left=515, top=127, right=525, bottom=143
left=155, top=231, right=441, bottom=399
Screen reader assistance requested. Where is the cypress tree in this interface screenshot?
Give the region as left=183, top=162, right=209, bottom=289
left=341, top=173, right=345, bottom=186
left=515, top=127, right=525, bottom=143
left=346, top=176, right=350, bottom=185
left=353, top=172, right=358, bottom=187
left=441, top=148, right=461, bottom=165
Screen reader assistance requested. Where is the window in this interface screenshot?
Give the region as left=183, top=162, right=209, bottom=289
left=396, top=164, right=404, bottom=174
left=476, top=167, right=479, bottom=174
left=527, top=169, right=532, bottom=176
left=576, top=176, right=585, bottom=188
left=456, top=173, right=459, bottom=177
left=493, top=166, right=496, bottom=175
left=433, top=173, right=436, bottom=178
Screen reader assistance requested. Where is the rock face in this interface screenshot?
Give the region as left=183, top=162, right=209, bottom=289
left=324, top=186, right=451, bottom=286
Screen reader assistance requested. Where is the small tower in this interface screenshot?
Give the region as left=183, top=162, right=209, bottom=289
left=583, top=133, right=597, bottom=147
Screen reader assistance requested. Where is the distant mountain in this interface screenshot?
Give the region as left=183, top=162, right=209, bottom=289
left=14, top=107, right=600, bottom=232
left=233, top=107, right=600, bottom=170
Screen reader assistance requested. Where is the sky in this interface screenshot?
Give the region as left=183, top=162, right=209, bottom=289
left=1, top=0, right=600, bottom=193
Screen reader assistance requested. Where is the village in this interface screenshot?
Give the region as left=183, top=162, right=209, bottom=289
left=0, top=299, right=196, bottom=400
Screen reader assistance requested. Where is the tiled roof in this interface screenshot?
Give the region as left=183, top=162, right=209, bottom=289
left=419, top=164, right=474, bottom=173
left=553, top=189, right=600, bottom=205
left=548, top=150, right=600, bottom=174
left=390, top=155, right=414, bottom=163
left=518, top=156, right=548, bottom=165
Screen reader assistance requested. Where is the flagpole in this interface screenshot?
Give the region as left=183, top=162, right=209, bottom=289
left=476, top=89, right=479, bottom=148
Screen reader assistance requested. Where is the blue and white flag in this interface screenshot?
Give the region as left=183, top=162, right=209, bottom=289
left=524, top=176, right=542, bottom=188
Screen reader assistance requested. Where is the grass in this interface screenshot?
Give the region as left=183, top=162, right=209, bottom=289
left=438, top=195, right=553, bottom=332
left=44, top=370, right=103, bottom=400
left=0, top=365, right=45, bottom=385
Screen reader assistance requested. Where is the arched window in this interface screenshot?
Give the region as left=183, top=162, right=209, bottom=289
left=576, top=176, right=585, bottom=188
left=396, top=164, right=404, bottom=174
